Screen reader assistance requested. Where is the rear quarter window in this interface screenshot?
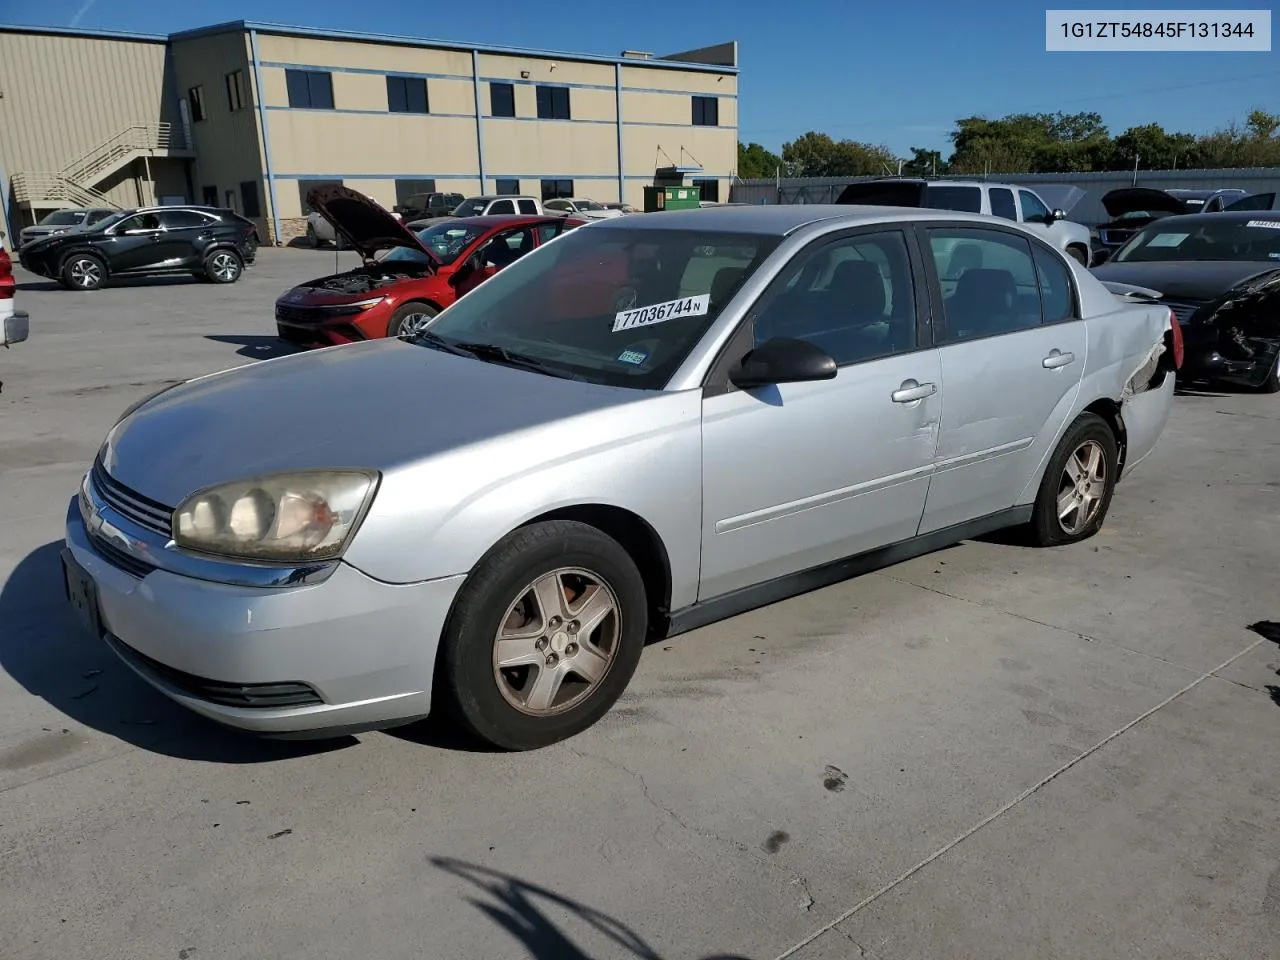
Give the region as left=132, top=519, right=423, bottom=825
left=923, top=185, right=983, bottom=213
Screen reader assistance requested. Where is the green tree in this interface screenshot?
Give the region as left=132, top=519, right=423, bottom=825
left=780, top=131, right=897, bottom=177
left=902, top=147, right=948, bottom=176
left=737, top=141, right=783, bottom=180
left=1245, top=109, right=1280, bottom=140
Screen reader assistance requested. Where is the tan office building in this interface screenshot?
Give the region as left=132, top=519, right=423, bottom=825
left=0, top=21, right=739, bottom=246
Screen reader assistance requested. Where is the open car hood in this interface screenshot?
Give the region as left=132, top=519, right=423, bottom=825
left=306, top=184, right=440, bottom=267
left=1030, top=184, right=1086, bottom=216
left=1101, top=187, right=1189, bottom=218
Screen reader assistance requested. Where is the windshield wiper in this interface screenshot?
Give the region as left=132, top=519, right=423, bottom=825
left=450, top=341, right=581, bottom=380
left=410, top=330, right=472, bottom=356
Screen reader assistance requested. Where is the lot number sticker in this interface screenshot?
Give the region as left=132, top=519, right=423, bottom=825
left=1246, top=219, right=1280, bottom=230
left=613, top=294, right=710, bottom=333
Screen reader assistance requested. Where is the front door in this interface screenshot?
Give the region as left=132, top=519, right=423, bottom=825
left=103, top=212, right=164, bottom=272
left=916, top=224, right=1088, bottom=533
left=455, top=226, right=537, bottom=297
left=699, top=227, right=942, bottom=600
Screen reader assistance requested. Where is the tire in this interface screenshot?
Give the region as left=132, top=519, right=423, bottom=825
left=61, top=253, right=107, bottom=291
left=204, top=249, right=243, bottom=284
left=1255, top=354, right=1280, bottom=394
left=1028, top=412, right=1119, bottom=547
left=306, top=224, right=319, bottom=249
left=438, top=520, right=648, bottom=751
left=387, top=301, right=439, bottom=338
left=1066, top=245, right=1089, bottom=266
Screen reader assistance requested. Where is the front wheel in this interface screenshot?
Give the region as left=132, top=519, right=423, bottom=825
left=387, top=302, right=438, bottom=338
left=204, top=249, right=243, bottom=284
left=1066, top=246, right=1089, bottom=266
left=1028, top=412, right=1118, bottom=547
left=61, top=253, right=107, bottom=291
left=438, top=520, right=648, bottom=750
left=1255, top=354, right=1280, bottom=394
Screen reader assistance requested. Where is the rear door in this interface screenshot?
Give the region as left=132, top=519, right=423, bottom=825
left=105, top=212, right=164, bottom=271
left=156, top=209, right=215, bottom=266
left=916, top=224, right=1087, bottom=533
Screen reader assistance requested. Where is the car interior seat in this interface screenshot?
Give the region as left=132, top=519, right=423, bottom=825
left=945, top=242, right=984, bottom=278
left=946, top=268, right=1018, bottom=339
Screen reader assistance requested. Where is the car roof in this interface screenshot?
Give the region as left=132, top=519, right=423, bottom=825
left=464, top=195, right=539, bottom=202
left=581, top=204, right=1017, bottom=236
left=426, top=214, right=560, bottom=228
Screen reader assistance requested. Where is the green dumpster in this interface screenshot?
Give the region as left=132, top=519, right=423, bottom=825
left=643, top=185, right=703, bottom=212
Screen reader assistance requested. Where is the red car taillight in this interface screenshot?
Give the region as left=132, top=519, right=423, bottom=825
left=1168, top=308, right=1184, bottom=370
left=0, top=250, right=14, bottom=300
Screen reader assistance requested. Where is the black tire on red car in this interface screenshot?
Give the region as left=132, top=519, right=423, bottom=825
left=387, top=301, right=439, bottom=338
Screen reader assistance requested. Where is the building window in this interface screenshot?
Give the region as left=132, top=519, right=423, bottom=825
left=694, top=179, right=720, bottom=203
left=286, top=70, right=335, bottom=110
left=692, top=96, right=718, bottom=126
left=225, top=70, right=246, bottom=112
left=495, top=179, right=520, bottom=195
left=187, top=86, right=207, bottom=122
left=490, top=82, right=516, bottom=118
left=535, top=85, right=571, bottom=120
left=540, top=179, right=574, bottom=201
left=298, top=179, right=342, bottom=215
left=386, top=75, right=428, bottom=114
left=394, top=179, right=438, bottom=205
left=240, top=181, right=262, bottom=219
left=201, top=185, right=218, bottom=206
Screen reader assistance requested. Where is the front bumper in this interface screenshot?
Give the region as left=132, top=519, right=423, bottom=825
left=1179, top=328, right=1280, bottom=388
left=64, top=496, right=465, bottom=735
left=275, top=302, right=379, bottom=348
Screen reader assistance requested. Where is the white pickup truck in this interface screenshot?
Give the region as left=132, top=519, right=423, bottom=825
left=836, top=178, right=1094, bottom=265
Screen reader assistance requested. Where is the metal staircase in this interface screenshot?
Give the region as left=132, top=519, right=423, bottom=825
left=11, top=122, right=190, bottom=211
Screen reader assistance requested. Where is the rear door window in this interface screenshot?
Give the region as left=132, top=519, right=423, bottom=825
left=989, top=188, right=1017, bottom=220
left=517, top=198, right=539, bottom=215
left=489, top=199, right=516, bottom=215
left=925, top=227, right=1044, bottom=342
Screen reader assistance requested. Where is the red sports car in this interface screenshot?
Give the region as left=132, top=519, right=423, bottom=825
left=276, top=184, right=585, bottom=347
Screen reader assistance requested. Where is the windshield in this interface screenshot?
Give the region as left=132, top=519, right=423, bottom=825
left=418, top=227, right=779, bottom=389
left=40, top=210, right=89, bottom=226
left=1114, top=218, right=1280, bottom=263
left=453, top=198, right=488, bottom=217
left=92, top=211, right=130, bottom=231
left=380, top=222, right=487, bottom=265
left=575, top=200, right=605, bottom=211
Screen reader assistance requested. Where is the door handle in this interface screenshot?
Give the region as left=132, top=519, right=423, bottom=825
left=1042, top=350, right=1075, bottom=369
left=891, top=379, right=937, bottom=403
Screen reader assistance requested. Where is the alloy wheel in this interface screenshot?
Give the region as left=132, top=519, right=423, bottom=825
left=396, top=312, right=435, bottom=337
left=1056, top=439, right=1106, bottom=535
left=491, top=567, right=620, bottom=716
left=69, top=258, right=101, bottom=288
left=210, top=253, right=240, bottom=282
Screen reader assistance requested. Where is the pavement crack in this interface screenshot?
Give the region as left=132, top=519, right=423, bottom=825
left=834, top=925, right=884, bottom=958
left=569, top=746, right=819, bottom=911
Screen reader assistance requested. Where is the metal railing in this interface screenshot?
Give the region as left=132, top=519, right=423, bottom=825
left=10, top=174, right=119, bottom=209
left=60, top=122, right=184, bottom=186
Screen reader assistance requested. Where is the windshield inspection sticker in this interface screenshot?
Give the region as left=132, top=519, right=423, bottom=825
left=617, top=349, right=649, bottom=365
left=1246, top=219, right=1280, bottom=230
left=1147, top=232, right=1189, bottom=247
left=613, top=294, right=710, bottom=333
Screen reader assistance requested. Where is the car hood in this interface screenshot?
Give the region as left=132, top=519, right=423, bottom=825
left=1091, top=260, right=1280, bottom=300
left=307, top=184, right=440, bottom=266
left=1029, top=184, right=1086, bottom=216
left=101, top=339, right=648, bottom=507
left=1100, top=188, right=1189, bottom=218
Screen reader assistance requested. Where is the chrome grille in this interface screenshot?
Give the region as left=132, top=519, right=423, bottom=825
left=90, top=457, right=174, bottom=537
left=1161, top=300, right=1204, bottom=325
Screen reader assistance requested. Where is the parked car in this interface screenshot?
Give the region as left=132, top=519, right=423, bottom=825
left=453, top=195, right=544, bottom=217
left=1092, top=210, right=1280, bottom=392
left=277, top=184, right=583, bottom=347
left=404, top=215, right=458, bottom=232
left=63, top=205, right=1178, bottom=749
left=602, top=202, right=638, bottom=214
left=1225, top=191, right=1280, bottom=212
left=393, top=192, right=464, bottom=222
left=19, top=206, right=257, bottom=290
left=1, top=247, right=30, bottom=348
left=544, top=198, right=623, bottom=220
left=835, top=178, right=1093, bottom=265
left=18, top=207, right=117, bottom=248
left=1093, top=187, right=1251, bottom=260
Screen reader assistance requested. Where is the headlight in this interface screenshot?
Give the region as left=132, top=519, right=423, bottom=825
left=172, top=470, right=379, bottom=563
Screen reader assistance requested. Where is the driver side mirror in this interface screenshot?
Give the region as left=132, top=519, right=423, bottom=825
left=1050, top=208, right=1066, bottom=222
left=729, top=337, right=837, bottom=389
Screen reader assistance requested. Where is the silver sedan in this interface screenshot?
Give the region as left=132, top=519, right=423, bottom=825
left=62, top=206, right=1180, bottom=749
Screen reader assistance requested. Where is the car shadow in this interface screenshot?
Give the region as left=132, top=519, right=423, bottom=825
left=429, top=857, right=754, bottom=960
left=0, top=540, right=355, bottom=763
left=16, top=279, right=61, bottom=292
left=1175, top=385, right=1232, bottom=398
left=205, top=334, right=301, bottom=361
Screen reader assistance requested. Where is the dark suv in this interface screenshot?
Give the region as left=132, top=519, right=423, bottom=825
left=18, top=206, right=258, bottom=291
left=393, top=192, right=465, bottom=221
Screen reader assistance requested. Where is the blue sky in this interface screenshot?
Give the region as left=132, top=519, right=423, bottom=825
left=6, top=0, right=1279, bottom=155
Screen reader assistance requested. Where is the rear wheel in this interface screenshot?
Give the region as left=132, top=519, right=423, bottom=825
left=1255, top=354, right=1280, bottom=394
left=306, top=224, right=319, bottom=248
left=387, top=302, right=438, bottom=338
left=438, top=520, right=648, bottom=751
left=1029, top=412, right=1118, bottom=547
left=204, top=249, right=243, bottom=284
left=61, top=253, right=107, bottom=291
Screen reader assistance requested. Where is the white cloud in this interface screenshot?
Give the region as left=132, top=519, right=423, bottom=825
left=70, top=0, right=97, bottom=27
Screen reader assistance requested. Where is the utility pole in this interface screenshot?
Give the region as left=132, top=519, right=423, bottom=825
left=1132, top=154, right=1139, bottom=186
